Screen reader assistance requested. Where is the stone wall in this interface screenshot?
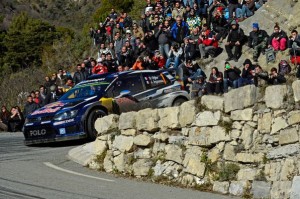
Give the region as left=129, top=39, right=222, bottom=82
left=88, top=82, right=300, bottom=199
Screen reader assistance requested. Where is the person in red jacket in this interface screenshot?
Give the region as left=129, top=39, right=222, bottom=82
left=198, top=31, right=218, bottom=59
left=153, top=53, right=166, bottom=68
left=131, top=56, right=144, bottom=70
left=92, top=60, right=108, bottom=74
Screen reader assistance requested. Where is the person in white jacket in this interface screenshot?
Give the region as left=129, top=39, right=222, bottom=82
left=165, top=43, right=183, bottom=69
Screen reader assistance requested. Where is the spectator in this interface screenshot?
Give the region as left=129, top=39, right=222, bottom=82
left=108, top=8, right=118, bottom=20
left=131, top=56, right=145, bottom=70
left=171, top=16, right=189, bottom=45
left=172, top=2, right=186, bottom=19
left=248, top=23, right=269, bottom=62
left=144, top=30, right=159, bottom=53
left=92, top=61, right=108, bottom=74
left=166, top=43, right=183, bottom=69
left=225, top=20, right=244, bottom=62
left=227, top=0, right=240, bottom=19
left=288, top=29, right=300, bottom=57
left=0, top=106, right=10, bottom=131
left=117, top=65, right=124, bottom=72
left=155, top=20, right=172, bottom=59
left=73, top=64, right=86, bottom=85
left=45, top=85, right=58, bottom=104
left=183, top=36, right=196, bottom=61
left=268, top=67, right=286, bottom=85
left=8, top=106, right=24, bottom=132
left=44, top=76, right=52, bottom=94
left=268, top=23, right=288, bottom=51
left=223, top=62, right=242, bottom=93
left=57, top=68, right=67, bottom=87
left=114, top=32, right=125, bottom=61
left=198, top=30, right=218, bottom=59
left=186, top=9, right=201, bottom=31
left=38, top=86, right=47, bottom=106
left=144, top=54, right=159, bottom=70
left=132, top=23, right=145, bottom=41
left=206, top=67, right=223, bottom=95
left=153, top=52, right=166, bottom=69
left=125, top=30, right=136, bottom=51
left=23, top=95, right=39, bottom=118
left=179, top=60, right=207, bottom=86
left=34, top=90, right=40, bottom=104
left=235, top=0, right=256, bottom=21
left=253, top=64, right=269, bottom=86
left=118, top=46, right=133, bottom=67
left=278, top=60, right=291, bottom=76
left=241, top=58, right=255, bottom=85
left=211, top=7, right=228, bottom=42
left=190, top=75, right=207, bottom=99
left=103, top=53, right=117, bottom=72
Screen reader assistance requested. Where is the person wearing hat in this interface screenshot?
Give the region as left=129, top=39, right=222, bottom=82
left=223, top=61, right=242, bottom=92
left=211, top=6, right=228, bottom=42
left=191, top=75, right=207, bottom=99
left=248, top=22, right=269, bottom=62
left=240, top=58, right=255, bottom=86
left=225, top=20, right=245, bottom=62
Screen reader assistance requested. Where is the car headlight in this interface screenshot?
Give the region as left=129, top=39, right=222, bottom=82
left=53, top=110, right=78, bottom=121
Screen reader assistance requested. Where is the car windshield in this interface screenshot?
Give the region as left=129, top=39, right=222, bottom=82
left=60, top=81, right=110, bottom=100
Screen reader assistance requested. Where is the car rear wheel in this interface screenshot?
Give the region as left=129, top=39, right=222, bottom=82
left=87, top=109, right=107, bottom=140
left=172, top=98, right=187, bottom=106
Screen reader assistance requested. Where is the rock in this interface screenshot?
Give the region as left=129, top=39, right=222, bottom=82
left=133, top=134, right=153, bottom=146
left=232, top=121, right=243, bottom=130
left=270, top=181, right=292, bottom=199
left=265, top=85, right=287, bottom=109
left=181, top=174, right=195, bottom=186
left=230, top=129, right=241, bottom=139
left=187, top=127, right=211, bottom=147
left=201, top=95, right=224, bottom=111
left=236, top=153, right=264, bottom=163
left=95, top=114, right=119, bottom=135
left=133, top=159, right=153, bottom=176
left=98, top=135, right=108, bottom=141
left=121, top=129, right=137, bottom=136
left=165, top=144, right=183, bottom=164
left=288, top=111, right=300, bottom=126
left=280, top=158, right=296, bottom=181
left=251, top=181, right=271, bottom=199
left=153, top=160, right=165, bottom=176
left=237, top=168, right=257, bottom=181
left=168, top=136, right=186, bottom=145
left=265, top=162, right=282, bottom=182
left=208, top=147, right=220, bottom=163
left=229, top=181, right=249, bottom=196
left=103, top=150, right=113, bottom=172
left=292, top=80, right=300, bottom=102
left=231, top=108, right=253, bottom=121
left=193, top=111, right=221, bottom=127
left=134, top=148, right=152, bottom=159
left=291, top=176, right=300, bottom=199
left=152, top=142, right=166, bottom=155
left=112, top=135, right=134, bottom=152
left=113, top=153, right=125, bottom=172
left=213, top=182, right=229, bottom=194
left=179, top=100, right=196, bottom=127
left=161, top=161, right=183, bottom=178
left=267, top=144, right=300, bottom=159
left=223, top=144, right=236, bottom=161
left=93, top=139, right=107, bottom=155
left=118, top=112, right=137, bottom=130
left=224, top=85, right=257, bottom=113
left=241, top=124, right=254, bottom=150
left=271, top=117, right=288, bottom=134
left=158, top=107, right=180, bottom=131
left=182, top=146, right=205, bottom=177
left=258, top=112, right=272, bottom=133
left=153, top=132, right=169, bottom=142
left=136, top=109, right=159, bottom=132
left=208, top=126, right=231, bottom=145
left=181, top=128, right=189, bottom=136
left=279, top=127, right=299, bottom=145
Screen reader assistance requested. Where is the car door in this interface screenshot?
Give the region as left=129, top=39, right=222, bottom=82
left=106, top=74, right=146, bottom=113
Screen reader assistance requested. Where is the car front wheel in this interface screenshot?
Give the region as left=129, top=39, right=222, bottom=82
left=87, top=109, right=107, bottom=140
left=172, top=97, right=187, bottom=106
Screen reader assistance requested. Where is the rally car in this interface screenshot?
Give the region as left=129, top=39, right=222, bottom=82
left=23, top=70, right=189, bottom=145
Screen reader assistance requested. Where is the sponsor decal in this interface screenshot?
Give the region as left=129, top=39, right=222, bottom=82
left=32, top=107, right=61, bottom=115
left=29, top=129, right=47, bottom=137
left=53, top=119, right=75, bottom=126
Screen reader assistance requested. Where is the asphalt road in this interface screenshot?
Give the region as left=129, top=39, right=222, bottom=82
left=0, top=132, right=238, bottom=199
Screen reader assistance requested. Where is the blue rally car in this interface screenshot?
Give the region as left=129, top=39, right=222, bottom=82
left=23, top=70, right=190, bottom=145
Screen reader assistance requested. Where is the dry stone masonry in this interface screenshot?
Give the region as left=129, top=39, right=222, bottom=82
left=86, top=82, right=300, bottom=199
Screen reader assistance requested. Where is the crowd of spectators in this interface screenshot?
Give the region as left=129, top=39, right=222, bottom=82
left=2, top=0, right=300, bottom=131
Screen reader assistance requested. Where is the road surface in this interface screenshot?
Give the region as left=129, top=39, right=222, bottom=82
left=0, top=132, right=238, bottom=199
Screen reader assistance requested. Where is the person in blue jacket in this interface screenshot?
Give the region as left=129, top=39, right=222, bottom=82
left=171, top=16, right=190, bottom=45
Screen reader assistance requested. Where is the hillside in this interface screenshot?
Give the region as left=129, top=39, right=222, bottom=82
left=0, top=0, right=101, bottom=31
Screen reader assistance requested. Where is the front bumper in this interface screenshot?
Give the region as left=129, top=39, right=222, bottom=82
left=24, top=133, right=87, bottom=145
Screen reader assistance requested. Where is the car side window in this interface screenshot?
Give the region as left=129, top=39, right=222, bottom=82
left=143, top=72, right=170, bottom=89
left=106, top=75, right=145, bottom=97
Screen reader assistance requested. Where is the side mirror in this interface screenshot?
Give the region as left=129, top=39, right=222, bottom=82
left=119, top=90, right=131, bottom=97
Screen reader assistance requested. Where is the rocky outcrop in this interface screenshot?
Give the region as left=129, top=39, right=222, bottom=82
left=87, top=82, right=300, bottom=199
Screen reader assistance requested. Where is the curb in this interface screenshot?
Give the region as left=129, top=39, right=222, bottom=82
left=67, top=142, right=96, bottom=166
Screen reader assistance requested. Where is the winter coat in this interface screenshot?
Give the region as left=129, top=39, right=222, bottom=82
left=248, top=29, right=269, bottom=47
left=23, top=102, right=39, bottom=118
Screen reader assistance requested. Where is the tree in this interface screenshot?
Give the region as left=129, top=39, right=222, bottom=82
left=3, top=12, right=61, bottom=72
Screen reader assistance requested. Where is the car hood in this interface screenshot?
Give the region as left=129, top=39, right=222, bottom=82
left=29, top=96, right=98, bottom=117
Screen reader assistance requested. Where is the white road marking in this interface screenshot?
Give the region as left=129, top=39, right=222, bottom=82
left=43, top=162, right=114, bottom=182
